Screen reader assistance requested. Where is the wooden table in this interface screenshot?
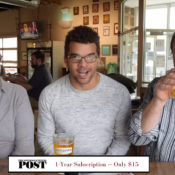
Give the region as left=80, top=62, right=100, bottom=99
left=0, top=159, right=175, bottom=175
left=136, top=162, right=175, bottom=175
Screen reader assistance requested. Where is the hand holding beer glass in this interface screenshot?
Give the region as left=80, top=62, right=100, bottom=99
left=155, top=69, right=175, bottom=101
left=53, top=133, right=74, bottom=155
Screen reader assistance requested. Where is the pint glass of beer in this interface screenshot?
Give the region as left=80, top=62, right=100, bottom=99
left=53, top=133, right=74, bottom=155
left=171, top=89, right=175, bottom=97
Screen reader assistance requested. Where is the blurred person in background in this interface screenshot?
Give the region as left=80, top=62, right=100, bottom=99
left=4, top=50, right=52, bottom=108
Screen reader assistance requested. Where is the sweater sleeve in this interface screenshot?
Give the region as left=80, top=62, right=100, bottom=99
left=129, top=78, right=160, bottom=146
left=106, top=88, right=131, bottom=155
left=37, top=87, right=55, bottom=155
left=12, top=87, right=34, bottom=155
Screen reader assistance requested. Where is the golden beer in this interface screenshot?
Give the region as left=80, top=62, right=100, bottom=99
left=171, top=89, right=175, bottom=98
left=53, top=133, right=74, bottom=155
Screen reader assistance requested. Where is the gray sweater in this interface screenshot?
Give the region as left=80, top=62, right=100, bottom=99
left=0, top=78, right=34, bottom=158
left=38, top=73, right=131, bottom=155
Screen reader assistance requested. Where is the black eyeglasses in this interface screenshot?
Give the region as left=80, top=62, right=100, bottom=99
left=67, top=53, right=98, bottom=63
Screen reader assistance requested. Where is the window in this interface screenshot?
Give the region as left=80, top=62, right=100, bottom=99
left=120, top=0, right=139, bottom=83
left=143, top=2, right=175, bottom=83
left=146, top=7, right=167, bottom=29
left=0, top=37, right=18, bottom=74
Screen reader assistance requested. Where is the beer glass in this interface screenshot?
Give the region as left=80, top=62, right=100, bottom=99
left=53, top=133, right=74, bottom=155
left=171, top=89, right=175, bottom=97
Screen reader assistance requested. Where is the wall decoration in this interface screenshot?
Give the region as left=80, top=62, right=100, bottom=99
left=114, top=1, right=119, bottom=10
left=103, top=2, right=110, bottom=12
left=103, top=26, right=110, bottom=36
left=73, top=7, right=79, bottom=15
left=93, top=15, right=99, bottom=24
left=103, top=14, right=110, bottom=24
left=92, top=4, right=99, bottom=13
left=114, top=23, right=119, bottom=35
left=112, top=45, right=118, bottom=55
left=93, top=0, right=99, bottom=2
left=102, top=45, right=111, bottom=56
left=83, top=16, right=89, bottom=25
left=83, top=5, right=89, bottom=14
left=92, top=27, right=98, bottom=33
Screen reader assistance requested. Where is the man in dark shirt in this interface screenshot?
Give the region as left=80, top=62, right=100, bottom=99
left=28, top=51, right=53, bottom=101
left=4, top=51, right=52, bottom=106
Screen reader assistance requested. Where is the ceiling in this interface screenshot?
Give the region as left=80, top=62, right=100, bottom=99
left=0, top=0, right=61, bottom=11
left=0, top=3, right=17, bottom=11
left=0, top=0, right=40, bottom=11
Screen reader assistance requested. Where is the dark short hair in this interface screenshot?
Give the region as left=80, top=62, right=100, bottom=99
left=64, top=25, right=100, bottom=57
left=32, top=51, right=44, bottom=63
left=171, top=32, right=175, bottom=53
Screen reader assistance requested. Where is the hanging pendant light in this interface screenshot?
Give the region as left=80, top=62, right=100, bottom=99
left=59, top=7, right=72, bottom=29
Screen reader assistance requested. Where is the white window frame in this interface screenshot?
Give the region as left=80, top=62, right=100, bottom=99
left=0, top=37, right=18, bottom=74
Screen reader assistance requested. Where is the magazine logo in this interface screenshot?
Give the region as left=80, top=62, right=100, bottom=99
left=19, top=160, right=47, bottom=169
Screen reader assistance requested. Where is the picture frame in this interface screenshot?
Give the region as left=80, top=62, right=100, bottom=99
left=114, top=23, right=119, bottom=35
left=103, top=14, right=110, bottom=24
left=83, top=16, right=89, bottom=25
left=92, top=4, right=99, bottom=13
left=93, top=15, right=99, bottom=24
left=103, top=26, right=110, bottom=36
left=92, top=27, right=98, bottom=33
left=73, top=7, right=79, bottom=15
left=83, top=5, right=89, bottom=14
left=92, top=0, right=99, bottom=2
left=112, top=45, right=118, bottom=55
left=114, top=0, right=119, bottom=10
left=103, top=2, right=110, bottom=12
left=102, top=45, right=111, bottom=56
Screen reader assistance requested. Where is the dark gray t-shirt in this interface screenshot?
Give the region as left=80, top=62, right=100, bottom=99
left=28, top=64, right=52, bottom=101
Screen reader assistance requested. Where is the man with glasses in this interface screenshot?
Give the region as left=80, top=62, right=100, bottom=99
left=38, top=26, right=131, bottom=156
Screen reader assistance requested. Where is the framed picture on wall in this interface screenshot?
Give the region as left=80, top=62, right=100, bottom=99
left=102, top=45, right=111, bottom=56
left=73, top=7, right=79, bottom=15
left=83, top=16, right=89, bottom=25
left=114, top=23, right=119, bottom=35
left=92, top=27, right=98, bottom=33
left=114, top=1, right=119, bottom=10
left=83, top=5, right=89, bottom=14
left=103, top=26, right=110, bottom=36
left=112, top=45, right=118, bottom=55
left=103, top=14, right=110, bottom=24
left=93, top=15, right=99, bottom=24
left=103, top=2, right=110, bottom=12
left=93, top=0, right=99, bottom=2
left=92, top=4, right=99, bottom=13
